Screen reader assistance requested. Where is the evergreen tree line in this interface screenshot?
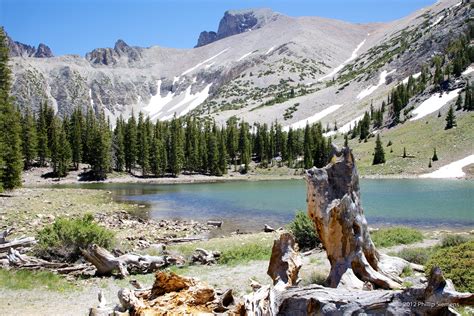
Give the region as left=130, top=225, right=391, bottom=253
left=17, top=104, right=336, bottom=179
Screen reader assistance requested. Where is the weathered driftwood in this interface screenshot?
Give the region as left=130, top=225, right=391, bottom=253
left=0, top=236, right=36, bottom=252
left=81, top=244, right=184, bottom=278
left=306, top=146, right=422, bottom=290
left=191, top=248, right=221, bottom=265
left=3, top=247, right=95, bottom=277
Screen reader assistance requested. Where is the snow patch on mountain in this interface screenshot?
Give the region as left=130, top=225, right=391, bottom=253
left=144, top=80, right=175, bottom=118
left=283, top=104, right=343, bottom=131
left=238, top=51, right=253, bottom=61
left=420, top=155, right=474, bottom=178
left=179, top=84, right=212, bottom=116
left=181, top=48, right=229, bottom=76
left=409, top=88, right=461, bottom=121
left=429, top=15, right=444, bottom=28
left=357, top=69, right=396, bottom=100
left=317, top=39, right=366, bottom=82
left=402, top=72, right=421, bottom=84
left=265, top=46, right=275, bottom=55
left=462, top=66, right=473, bottom=75
left=324, top=114, right=364, bottom=137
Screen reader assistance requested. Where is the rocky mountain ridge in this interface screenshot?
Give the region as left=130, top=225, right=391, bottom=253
left=195, top=8, right=281, bottom=47
left=7, top=33, right=53, bottom=58
left=6, top=0, right=472, bottom=133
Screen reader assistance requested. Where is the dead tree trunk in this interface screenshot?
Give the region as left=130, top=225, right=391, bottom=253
left=81, top=244, right=184, bottom=278
left=306, top=146, right=420, bottom=290
left=244, top=233, right=473, bottom=315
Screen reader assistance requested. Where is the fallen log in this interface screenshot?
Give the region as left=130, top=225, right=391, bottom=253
left=191, top=248, right=221, bottom=265
left=207, top=220, right=223, bottom=227
left=263, top=224, right=275, bottom=232
left=0, top=237, right=36, bottom=252
left=81, top=244, right=184, bottom=278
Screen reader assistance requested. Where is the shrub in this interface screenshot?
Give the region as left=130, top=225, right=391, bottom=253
left=287, top=211, right=320, bottom=250
left=36, top=214, right=114, bottom=262
left=371, top=227, right=423, bottom=248
left=425, top=240, right=474, bottom=293
left=440, top=234, right=469, bottom=248
left=394, top=247, right=434, bottom=265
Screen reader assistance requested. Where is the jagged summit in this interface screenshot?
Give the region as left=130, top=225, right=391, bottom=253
left=85, top=39, right=142, bottom=66
left=195, top=8, right=281, bottom=47
left=6, top=33, right=53, bottom=58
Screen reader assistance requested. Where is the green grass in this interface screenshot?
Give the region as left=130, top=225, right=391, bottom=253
left=167, top=232, right=274, bottom=266
left=0, top=269, right=75, bottom=292
left=371, top=227, right=423, bottom=248
left=345, top=111, right=474, bottom=176
left=219, top=243, right=271, bottom=265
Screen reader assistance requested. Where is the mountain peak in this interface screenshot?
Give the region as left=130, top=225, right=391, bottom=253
left=195, top=8, right=281, bottom=48
left=114, top=39, right=129, bottom=51
left=6, top=33, right=53, bottom=58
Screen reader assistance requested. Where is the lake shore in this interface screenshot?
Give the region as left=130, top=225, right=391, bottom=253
left=20, top=164, right=474, bottom=188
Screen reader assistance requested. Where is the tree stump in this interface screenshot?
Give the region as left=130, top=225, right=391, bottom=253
left=306, top=146, right=420, bottom=290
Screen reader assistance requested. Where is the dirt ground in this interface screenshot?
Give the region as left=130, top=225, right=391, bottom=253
left=0, top=237, right=443, bottom=316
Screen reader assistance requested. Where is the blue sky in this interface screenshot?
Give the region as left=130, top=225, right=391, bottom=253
left=1, top=0, right=435, bottom=56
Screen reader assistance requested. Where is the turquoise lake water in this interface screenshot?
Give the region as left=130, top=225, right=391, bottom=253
left=61, top=179, right=474, bottom=233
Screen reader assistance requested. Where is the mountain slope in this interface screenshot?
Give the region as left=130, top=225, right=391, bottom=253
left=8, top=0, right=471, bottom=133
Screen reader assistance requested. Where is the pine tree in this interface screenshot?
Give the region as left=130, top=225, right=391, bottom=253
left=208, top=122, right=219, bottom=175
left=82, top=107, right=96, bottom=165
left=136, top=112, right=150, bottom=176
left=169, top=116, right=184, bottom=176
left=69, top=107, right=83, bottom=170
left=286, top=128, right=296, bottom=167
left=226, top=118, right=238, bottom=171
left=445, top=105, right=456, bottom=130
left=403, top=147, right=407, bottom=158
left=238, top=121, right=250, bottom=173
left=359, top=112, right=370, bottom=141
left=36, top=102, right=49, bottom=167
left=21, top=106, right=37, bottom=170
left=0, top=28, right=22, bottom=190
left=428, top=158, right=432, bottom=168
left=344, top=134, right=349, bottom=148
left=124, top=112, right=137, bottom=173
left=50, top=116, right=71, bottom=178
left=303, top=123, right=313, bottom=169
left=150, top=122, right=167, bottom=176
left=89, top=111, right=111, bottom=179
left=372, top=134, right=385, bottom=165
left=455, top=94, right=463, bottom=111
left=218, top=128, right=227, bottom=175
left=113, top=116, right=125, bottom=172
left=432, top=148, right=439, bottom=161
